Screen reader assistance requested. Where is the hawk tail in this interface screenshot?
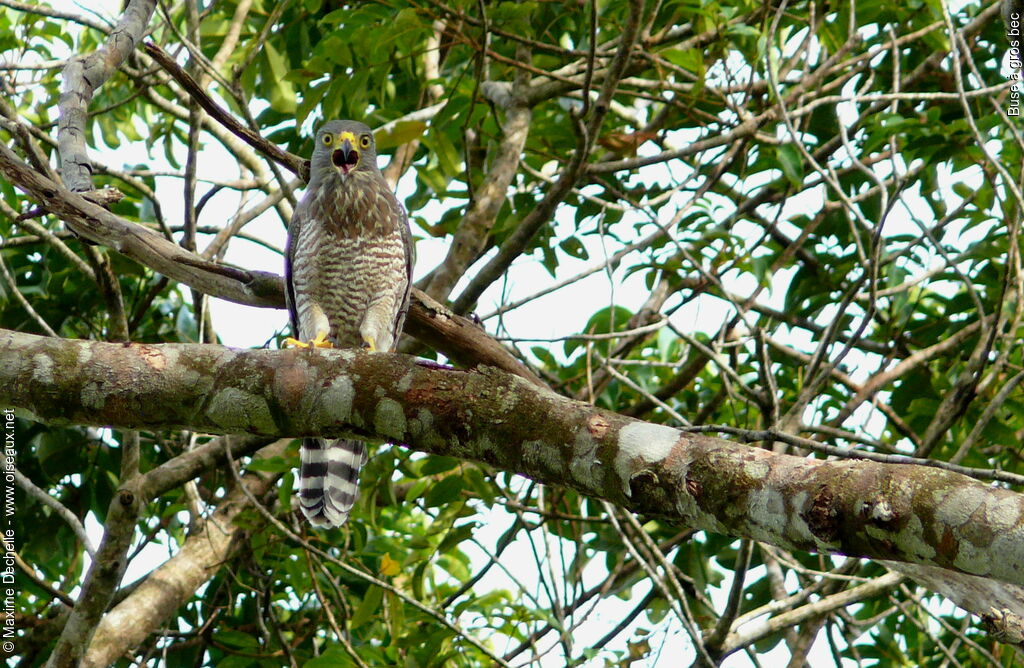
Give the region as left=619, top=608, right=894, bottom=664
left=298, top=437, right=366, bottom=528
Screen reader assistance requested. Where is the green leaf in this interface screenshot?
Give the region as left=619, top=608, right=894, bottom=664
left=531, top=345, right=558, bottom=369
left=421, top=455, right=460, bottom=475
left=437, top=522, right=476, bottom=554
left=375, top=120, right=427, bottom=150
left=303, top=647, right=357, bottom=667
left=245, top=455, right=293, bottom=473
left=404, top=477, right=432, bottom=504
left=775, top=143, right=803, bottom=188
left=662, top=48, right=705, bottom=77
left=350, top=584, right=384, bottom=630
left=213, top=629, right=259, bottom=649
left=423, top=475, right=464, bottom=507
left=279, top=470, right=295, bottom=510
left=263, top=42, right=296, bottom=114
left=559, top=236, right=589, bottom=260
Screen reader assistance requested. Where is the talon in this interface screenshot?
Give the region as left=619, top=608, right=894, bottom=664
left=283, top=331, right=333, bottom=349
left=311, top=331, right=333, bottom=348
left=363, top=335, right=377, bottom=353
left=283, top=336, right=309, bottom=349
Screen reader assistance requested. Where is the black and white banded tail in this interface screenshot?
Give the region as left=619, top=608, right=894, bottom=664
left=298, top=437, right=366, bottom=527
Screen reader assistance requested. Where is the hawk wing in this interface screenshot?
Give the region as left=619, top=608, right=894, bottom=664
left=283, top=202, right=305, bottom=339
left=390, top=204, right=415, bottom=351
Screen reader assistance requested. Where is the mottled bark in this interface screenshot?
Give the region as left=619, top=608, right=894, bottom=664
left=4, top=328, right=1024, bottom=604
left=719, top=572, right=905, bottom=659
left=402, top=289, right=546, bottom=387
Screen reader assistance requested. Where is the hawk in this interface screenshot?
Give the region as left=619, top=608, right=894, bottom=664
left=284, top=119, right=413, bottom=528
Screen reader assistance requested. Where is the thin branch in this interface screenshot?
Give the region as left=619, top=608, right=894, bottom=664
left=0, top=0, right=112, bottom=32
left=14, top=469, right=94, bottom=554
left=142, top=42, right=305, bottom=179
left=45, top=479, right=143, bottom=667
left=0, top=250, right=58, bottom=336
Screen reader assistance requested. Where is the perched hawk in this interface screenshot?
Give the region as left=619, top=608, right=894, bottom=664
left=285, top=119, right=413, bottom=528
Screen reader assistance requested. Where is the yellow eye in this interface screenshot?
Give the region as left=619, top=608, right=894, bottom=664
left=322, top=134, right=333, bottom=145
left=360, top=134, right=371, bottom=149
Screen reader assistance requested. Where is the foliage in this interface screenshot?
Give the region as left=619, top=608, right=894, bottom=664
left=2, top=0, right=1023, bottom=665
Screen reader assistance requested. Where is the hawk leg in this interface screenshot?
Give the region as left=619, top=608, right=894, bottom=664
left=360, top=295, right=399, bottom=353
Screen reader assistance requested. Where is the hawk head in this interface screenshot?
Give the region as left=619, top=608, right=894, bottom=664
left=310, top=119, right=379, bottom=182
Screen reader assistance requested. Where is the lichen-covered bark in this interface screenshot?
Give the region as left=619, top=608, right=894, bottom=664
left=4, top=328, right=1024, bottom=591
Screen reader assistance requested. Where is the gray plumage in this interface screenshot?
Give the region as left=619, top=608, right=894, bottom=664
left=285, top=120, right=413, bottom=528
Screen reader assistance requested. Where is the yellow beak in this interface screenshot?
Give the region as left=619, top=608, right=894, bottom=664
left=331, top=131, right=360, bottom=173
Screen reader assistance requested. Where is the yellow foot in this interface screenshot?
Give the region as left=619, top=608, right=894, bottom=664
left=363, top=335, right=377, bottom=353
left=284, top=331, right=333, bottom=349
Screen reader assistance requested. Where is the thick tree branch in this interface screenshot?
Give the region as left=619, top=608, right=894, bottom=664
left=419, top=99, right=531, bottom=302
left=450, top=0, right=644, bottom=314
left=138, top=433, right=273, bottom=500
left=402, top=289, right=546, bottom=387
left=719, top=572, right=905, bottom=658
left=4, top=329, right=1024, bottom=608
left=0, top=141, right=283, bottom=307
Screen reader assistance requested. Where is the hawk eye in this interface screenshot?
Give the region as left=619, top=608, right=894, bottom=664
left=360, top=134, right=371, bottom=149
left=322, top=134, right=333, bottom=145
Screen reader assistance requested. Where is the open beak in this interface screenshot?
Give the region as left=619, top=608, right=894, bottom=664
left=331, top=137, right=359, bottom=175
